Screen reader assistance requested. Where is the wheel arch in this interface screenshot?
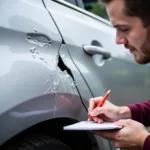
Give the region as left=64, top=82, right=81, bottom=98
left=1, top=118, right=99, bottom=150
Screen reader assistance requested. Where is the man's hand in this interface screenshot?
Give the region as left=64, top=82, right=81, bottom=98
left=92, top=119, right=150, bottom=149
left=88, top=97, right=131, bottom=123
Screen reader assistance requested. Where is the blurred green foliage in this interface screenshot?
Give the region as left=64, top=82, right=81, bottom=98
left=85, top=2, right=109, bottom=20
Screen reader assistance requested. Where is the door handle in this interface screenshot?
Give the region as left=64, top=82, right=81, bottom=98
left=83, top=45, right=111, bottom=59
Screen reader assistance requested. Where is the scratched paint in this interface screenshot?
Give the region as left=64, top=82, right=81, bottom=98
left=26, top=33, right=52, bottom=47
left=26, top=29, right=78, bottom=117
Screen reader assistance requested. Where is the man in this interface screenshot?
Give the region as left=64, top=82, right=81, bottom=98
left=88, top=0, right=150, bottom=150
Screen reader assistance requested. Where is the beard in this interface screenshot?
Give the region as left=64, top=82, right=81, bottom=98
left=124, top=29, right=150, bottom=64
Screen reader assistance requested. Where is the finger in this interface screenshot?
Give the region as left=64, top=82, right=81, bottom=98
left=93, top=117, right=98, bottom=123
left=92, top=116, right=103, bottom=123
left=88, top=97, right=103, bottom=114
left=98, top=118, right=103, bottom=123
left=90, top=106, right=108, bottom=116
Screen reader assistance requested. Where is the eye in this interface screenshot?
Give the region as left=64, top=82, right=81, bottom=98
left=119, top=28, right=129, bottom=33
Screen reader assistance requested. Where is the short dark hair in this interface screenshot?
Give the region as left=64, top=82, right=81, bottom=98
left=101, top=0, right=150, bottom=27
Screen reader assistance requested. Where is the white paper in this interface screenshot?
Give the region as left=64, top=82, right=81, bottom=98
left=63, top=121, right=122, bottom=131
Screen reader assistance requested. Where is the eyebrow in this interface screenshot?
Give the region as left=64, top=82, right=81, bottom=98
left=113, top=24, right=128, bottom=28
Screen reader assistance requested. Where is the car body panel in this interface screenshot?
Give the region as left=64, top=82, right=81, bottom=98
left=44, top=1, right=113, bottom=150
left=59, top=45, right=113, bottom=150
left=45, top=0, right=150, bottom=108
left=58, top=45, right=93, bottom=108
left=0, top=0, right=61, bottom=114
left=44, top=1, right=150, bottom=149
left=0, top=0, right=88, bottom=145
left=0, top=0, right=150, bottom=149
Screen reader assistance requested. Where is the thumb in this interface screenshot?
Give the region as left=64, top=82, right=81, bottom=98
left=90, top=107, right=106, bottom=116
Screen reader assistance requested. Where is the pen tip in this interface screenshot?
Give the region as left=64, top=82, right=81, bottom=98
left=107, top=90, right=111, bottom=94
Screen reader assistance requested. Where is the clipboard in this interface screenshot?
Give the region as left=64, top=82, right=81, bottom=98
left=63, top=121, right=122, bottom=131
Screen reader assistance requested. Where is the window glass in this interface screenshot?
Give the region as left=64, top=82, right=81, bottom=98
left=83, top=0, right=109, bottom=20
left=64, top=0, right=109, bottom=20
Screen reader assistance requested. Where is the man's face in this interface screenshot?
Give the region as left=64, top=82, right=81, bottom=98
left=106, top=0, right=150, bottom=64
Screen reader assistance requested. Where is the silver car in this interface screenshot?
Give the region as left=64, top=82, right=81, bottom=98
left=0, top=0, right=150, bottom=150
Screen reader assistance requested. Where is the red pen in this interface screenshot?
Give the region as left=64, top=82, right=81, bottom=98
left=88, top=90, right=111, bottom=121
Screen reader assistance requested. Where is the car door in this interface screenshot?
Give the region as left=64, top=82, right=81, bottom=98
left=44, top=0, right=150, bottom=108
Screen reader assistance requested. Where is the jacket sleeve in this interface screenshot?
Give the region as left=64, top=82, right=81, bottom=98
left=143, top=135, right=150, bottom=150
left=128, top=100, right=150, bottom=127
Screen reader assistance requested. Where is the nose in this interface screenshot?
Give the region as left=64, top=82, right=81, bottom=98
left=115, top=31, right=127, bottom=45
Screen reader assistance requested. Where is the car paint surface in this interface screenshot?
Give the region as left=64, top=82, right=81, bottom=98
left=0, top=0, right=150, bottom=150
left=0, top=0, right=88, bottom=145
left=45, top=0, right=150, bottom=107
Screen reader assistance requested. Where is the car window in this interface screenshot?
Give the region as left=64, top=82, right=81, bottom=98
left=64, top=0, right=109, bottom=20
left=83, top=0, right=109, bottom=20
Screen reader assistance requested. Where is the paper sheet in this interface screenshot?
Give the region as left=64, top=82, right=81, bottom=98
left=63, top=121, right=122, bottom=130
